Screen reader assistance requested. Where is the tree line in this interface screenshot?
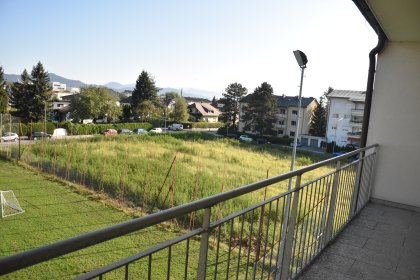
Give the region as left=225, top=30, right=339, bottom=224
left=219, top=81, right=328, bottom=137
left=0, top=63, right=189, bottom=124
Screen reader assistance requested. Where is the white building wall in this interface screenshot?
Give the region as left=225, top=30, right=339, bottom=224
left=367, top=42, right=420, bottom=208
left=326, top=98, right=353, bottom=146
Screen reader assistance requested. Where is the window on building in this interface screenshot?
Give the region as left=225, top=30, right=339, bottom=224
left=278, top=130, right=284, bottom=135
left=332, top=125, right=337, bottom=130
left=291, top=121, right=296, bottom=126
left=278, top=120, right=285, bottom=125
left=290, top=131, right=295, bottom=137
left=333, top=113, right=340, bottom=118
left=279, top=109, right=286, bottom=114
left=344, top=114, right=351, bottom=119
left=292, top=110, right=298, bottom=115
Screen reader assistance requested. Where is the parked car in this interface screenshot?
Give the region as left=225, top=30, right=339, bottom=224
left=31, top=131, right=51, bottom=140
left=168, top=123, right=183, bottom=131
left=149, top=128, right=163, bottom=133
left=133, top=128, right=147, bottom=134
left=239, top=135, right=253, bottom=142
left=101, top=129, right=118, bottom=135
left=52, top=128, right=67, bottom=138
left=256, top=138, right=271, bottom=144
left=289, top=141, right=302, bottom=147
left=0, top=132, right=19, bottom=142
left=117, top=129, right=133, bottom=135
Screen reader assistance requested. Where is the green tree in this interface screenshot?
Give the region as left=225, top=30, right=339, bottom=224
left=0, top=66, right=8, bottom=113
left=309, top=87, right=332, bottom=137
left=241, top=82, right=277, bottom=135
left=70, top=86, right=122, bottom=122
left=10, top=62, right=52, bottom=122
left=132, top=71, right=159, bottom=120
left=134, top=100, right=162, bottom=122
left=167, top=93, right=188, bottom=122
left=220, top=83, right=247, bottom=130
left=10, top=69, right=33, bottom=121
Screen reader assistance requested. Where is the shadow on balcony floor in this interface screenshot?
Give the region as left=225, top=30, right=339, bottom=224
left=297, top=202, right=420, bottom=280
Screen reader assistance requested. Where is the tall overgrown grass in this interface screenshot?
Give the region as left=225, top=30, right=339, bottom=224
left=17, top=133, right=332, bottom=223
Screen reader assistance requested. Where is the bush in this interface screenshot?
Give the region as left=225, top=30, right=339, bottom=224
left=190, top=122, right=224, bottom=129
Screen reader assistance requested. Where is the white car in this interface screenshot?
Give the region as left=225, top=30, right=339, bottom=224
left=149, top=128, right=163, bottom=133
left=239, top=135, right=253, bottom=142
left=0, top=132, right=19, bottom=142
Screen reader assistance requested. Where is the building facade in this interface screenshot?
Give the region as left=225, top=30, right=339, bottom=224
left=188, top=102, right=221, bottom=122
left=325, top=90, right=366, bottom=147
left=238, top=95, right=317, bottom=137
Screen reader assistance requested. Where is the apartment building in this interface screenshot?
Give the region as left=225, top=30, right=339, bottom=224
left=238, top=95, right=317, bottom=137
left=325, top=90, right=366, bottom=147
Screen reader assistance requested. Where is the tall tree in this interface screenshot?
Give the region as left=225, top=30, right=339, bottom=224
left=309, top=87, right=332, bottom=137
left=131, top=71, right=160, bottom=121
left=169, top=93, right=188, bottom=122
left=220, top=83, right=247, bottom=130
left=0, top=66, right=8, bottom=113
left=10, top=62, right=52, bottom=122
left=241, top=82, right=277, bottom=135
left=9, top=69, right=33, bottom=121
left=132, top=71, right=159, bottom=107
left=70, top=86, right=122, bottom=122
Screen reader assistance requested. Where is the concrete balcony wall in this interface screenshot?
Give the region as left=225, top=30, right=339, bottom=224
left=367, top=42, right=420, bottom=208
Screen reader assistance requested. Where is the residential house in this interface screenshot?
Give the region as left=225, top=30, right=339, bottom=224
left=238, top=94, right=317, bottom=137
left=188, top=102, right=221, bottom=122
left=326, top=90, right=366, bottom=147
left=51, top=95, right=74, bottom=122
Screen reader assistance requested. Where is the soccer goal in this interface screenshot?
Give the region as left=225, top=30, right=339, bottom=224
left=1, top=190, right=25, bottom=218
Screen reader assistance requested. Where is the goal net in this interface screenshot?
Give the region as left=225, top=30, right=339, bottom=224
left=1, top=190, right=24, bottom=218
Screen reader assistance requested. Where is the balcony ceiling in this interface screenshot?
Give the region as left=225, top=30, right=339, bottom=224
left=366, top=0, right=420, bottom=42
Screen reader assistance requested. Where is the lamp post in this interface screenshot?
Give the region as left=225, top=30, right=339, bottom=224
left=289, top=50, right=308, bottom=183
left=276, top=50, right=308, bottom=279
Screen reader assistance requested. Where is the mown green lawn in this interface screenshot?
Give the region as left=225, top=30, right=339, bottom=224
left=0, top=159, right=205, bottom=279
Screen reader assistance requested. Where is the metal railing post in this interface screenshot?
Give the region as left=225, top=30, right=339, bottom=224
left=367, top=146, right=379, bottom=200
left=276, top=175, right=302, bottom=280
left=325, top=161, right=341, bottom=242
left=197, top=207, right=211, bottom=280
left=350, top=151, right=364, bottom=216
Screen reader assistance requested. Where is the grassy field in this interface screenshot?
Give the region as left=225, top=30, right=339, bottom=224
left=0, top=133, right=338, bottom=278
left=0, top=159, right=221, bottom=279
left=16, top=133, right=333, bottom=220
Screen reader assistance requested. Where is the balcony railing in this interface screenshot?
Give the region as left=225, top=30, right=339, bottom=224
left=0, top=145, right=378, bottom=280
left=350, top=109, right=364, bottom=117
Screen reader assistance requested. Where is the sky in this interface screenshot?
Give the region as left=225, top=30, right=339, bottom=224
left=0, top=0, right=377, bottom=99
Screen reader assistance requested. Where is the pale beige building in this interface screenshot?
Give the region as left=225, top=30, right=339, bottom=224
left=238, top=95, right=317, bottom=137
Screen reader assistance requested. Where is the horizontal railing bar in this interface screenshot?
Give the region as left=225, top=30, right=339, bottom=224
left=210, top=189, right=294, bottom=229
left=0, top=144, right=377, bottom=275
left=75, top=228, right=204, bottom=280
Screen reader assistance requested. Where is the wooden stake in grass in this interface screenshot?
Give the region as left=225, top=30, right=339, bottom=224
left=189, top=159, right=201, bottom=230
left=118, top=140, right=129, bottom=202
left=169, top=155, right=177, bottom=208
left=143, top=144, right=151, bottom=210
left=151, top=152, right=178, bottom=211
left=80, top=142, right=88, bottom=186
left=255, top=169, right=270, bottom=264
left=65, top=142, right=72, bottom=181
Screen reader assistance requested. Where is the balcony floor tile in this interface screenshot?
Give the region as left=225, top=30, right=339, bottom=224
left=297, top=202, right=420, bottom=280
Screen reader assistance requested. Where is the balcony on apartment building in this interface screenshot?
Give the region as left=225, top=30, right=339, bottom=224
left=349, top=116, right=363, bottom=128
left=351, top=109, right=364, bottom=117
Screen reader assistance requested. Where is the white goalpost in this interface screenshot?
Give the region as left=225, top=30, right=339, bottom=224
left=1, top=190, right=25, bottom=218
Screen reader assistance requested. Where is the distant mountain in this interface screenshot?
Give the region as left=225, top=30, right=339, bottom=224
left=4, top=73, right=87, bottom=88
left=158, top=87, right=219, bottom=100
left=103, top=82, right=135, bottom=92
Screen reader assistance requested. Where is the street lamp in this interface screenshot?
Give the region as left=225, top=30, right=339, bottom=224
left=276, top=50, right=308, bottom=277
left=289, top=50, right=308, bottom=181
